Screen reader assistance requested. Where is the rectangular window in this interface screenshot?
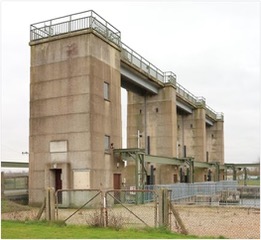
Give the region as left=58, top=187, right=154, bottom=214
left=104, top=135, right=110, bottom=152
left=104, top=82, right=110, bottom=100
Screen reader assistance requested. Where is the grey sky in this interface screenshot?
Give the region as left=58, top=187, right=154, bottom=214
left=1, top=1, right=260, bottom=164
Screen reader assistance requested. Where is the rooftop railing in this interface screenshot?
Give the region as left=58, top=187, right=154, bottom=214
left=30, top=10, right=121, bottom=45
left=30, top=10, right=223, bottom=121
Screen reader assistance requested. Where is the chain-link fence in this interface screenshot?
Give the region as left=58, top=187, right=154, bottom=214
left=150, top=181, right=260, bottom=238
left=105, top=190, right=159, bottom=229
left=52, top=182, right=259, bottom=239
left=169, top=205, right=259, bottom=239
left=55, top=189, right=160, bottom=228
left=55, top=189, right=102, bottom=225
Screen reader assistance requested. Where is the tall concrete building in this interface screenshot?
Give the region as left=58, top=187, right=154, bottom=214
left=29, top=11, right=224, bottom=205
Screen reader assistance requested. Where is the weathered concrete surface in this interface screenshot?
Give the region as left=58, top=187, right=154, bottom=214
left=29, top=32, right=122, bottom=205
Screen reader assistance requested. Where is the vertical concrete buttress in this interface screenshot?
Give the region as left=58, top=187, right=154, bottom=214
left=193, top=106, right=207, bottom=162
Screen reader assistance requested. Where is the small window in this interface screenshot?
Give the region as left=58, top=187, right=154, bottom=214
left=104, top=135, right=110, bottom=152
left=104, top=82, right=110, bottom=100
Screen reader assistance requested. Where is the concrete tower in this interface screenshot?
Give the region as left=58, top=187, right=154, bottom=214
left=29, top=11, right=122, bottom=205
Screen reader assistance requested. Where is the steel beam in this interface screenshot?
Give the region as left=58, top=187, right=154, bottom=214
left=1, top=162, right=29, bottom=168
left=121, top=65, right=160, bottom=94
left=225, top=163, right=260, bottom=168
left=176, top=101, right=193, bottom=114
left=144, top=155, right=184, bottom=165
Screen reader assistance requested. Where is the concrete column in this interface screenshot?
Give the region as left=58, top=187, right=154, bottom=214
left=206, top=119, right=224, bottom=165
left=193, top=106, right=206, bottom=162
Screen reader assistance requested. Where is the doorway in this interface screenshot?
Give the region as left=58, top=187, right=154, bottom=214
left=113, top=173, right=121, bottom=203
left=54, top=169, right=62, bottom=203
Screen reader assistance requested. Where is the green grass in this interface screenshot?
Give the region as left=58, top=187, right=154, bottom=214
left=1, top=200, right=225, bottom=239
left=238, top=179, right=260, bottom=186
left=1, top=220, right=220, bottom=239
left=1, top=199, right=30, bottom=213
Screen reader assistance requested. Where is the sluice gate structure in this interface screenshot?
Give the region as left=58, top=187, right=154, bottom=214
left=29, top=10, right=229, bottom=205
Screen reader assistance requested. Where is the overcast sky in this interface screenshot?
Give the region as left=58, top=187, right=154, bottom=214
left=1, top=0, right=260, bottom=164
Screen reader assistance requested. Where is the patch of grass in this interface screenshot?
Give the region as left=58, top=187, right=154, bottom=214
left=238, top=179, right=260, bottom=186
left=1, top=199, right=31, bottom=213
left=1, top=220, right=220, bottom=239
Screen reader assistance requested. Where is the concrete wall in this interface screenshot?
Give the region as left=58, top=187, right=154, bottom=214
left=127, top=83, right=177, bottom=157
left=127, top=85, right=224, bottom=184
left=29, top=32, right=122, bottom=205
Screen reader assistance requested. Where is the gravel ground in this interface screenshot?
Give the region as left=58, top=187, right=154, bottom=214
left=2, top=204, right=260, bottom=239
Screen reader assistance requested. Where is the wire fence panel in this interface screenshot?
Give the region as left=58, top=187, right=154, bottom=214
left=105, top=190, right=159, bottom=229
left=51, top=185, right=259, bottom=238
left=170, top=205, right=260, bottom=239
left=55, top=189, right=103, bottom=225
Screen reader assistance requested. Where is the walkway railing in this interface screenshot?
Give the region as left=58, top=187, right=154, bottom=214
left=121, top=43, right=165, bottom=82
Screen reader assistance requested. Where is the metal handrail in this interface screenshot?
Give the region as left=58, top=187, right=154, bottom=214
left=176, top=82, right=200, bottom=106
left=30, top=10, right=121, bottom=43
left=206, top=105, right=224, bottom=120
left=121, top=42, right=165, bottom=82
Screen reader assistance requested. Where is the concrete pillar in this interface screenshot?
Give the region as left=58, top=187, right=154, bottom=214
left=206, top=119, right=224, bottom=165
left=193, top=106, right=206, bottom=162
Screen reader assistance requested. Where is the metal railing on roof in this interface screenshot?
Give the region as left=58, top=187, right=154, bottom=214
left=30, top=10, right=121, bottom=45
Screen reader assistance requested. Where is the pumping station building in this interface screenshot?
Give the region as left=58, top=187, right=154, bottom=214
left=29, top=10, right=224, bottom=205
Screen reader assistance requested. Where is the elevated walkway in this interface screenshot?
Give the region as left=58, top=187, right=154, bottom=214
left=30, top=10, right=223, bottom=123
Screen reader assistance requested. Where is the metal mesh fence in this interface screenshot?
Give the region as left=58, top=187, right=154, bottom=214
left=55, top=189, right=102, bottom=225
left=105, top=190, right=159, bottom=229
left=146, top=181, right=260, bottom=207
left=170, top=205, right=260, bottom=239
left=53, top=183, right=259, bottom=239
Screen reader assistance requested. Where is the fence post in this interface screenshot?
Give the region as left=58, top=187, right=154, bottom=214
left=45, top=188, right=55, bottom=221
left=1, top=172, right=4, bottom=199
left=102, top=191, right=108, bottom=227
left=159, top=189, right=169, bottom=228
